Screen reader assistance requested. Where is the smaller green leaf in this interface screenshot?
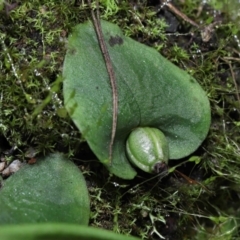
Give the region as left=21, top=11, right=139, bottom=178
left=168, top=166, right=176, bottom=173
left=188, top=156, right=201, bottom=164
left=0, top=223, right=141, bottom=240
left=0, top=153, right=90, bottom=225
left=209, top=216, right=228, bottom=224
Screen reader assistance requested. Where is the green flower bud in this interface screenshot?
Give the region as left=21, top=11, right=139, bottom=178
left=126, top=127, right=169, bottom=173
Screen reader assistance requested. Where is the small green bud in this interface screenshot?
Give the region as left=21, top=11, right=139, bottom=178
left=126, top=127, right=169, bottom=173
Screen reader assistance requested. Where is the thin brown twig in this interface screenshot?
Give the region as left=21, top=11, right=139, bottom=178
left=163, top=1, right=220, bottom=42
left=87, top=0, right=118, bottom=166
left=228, top=61, right=240, bottom=110
left=164, top=1, right=199, bottom=28
left=175, top=170, right=211, bottom=194
left=223, top=56, right=240, bottom=62
left=221, top=57, right=240, bottom=110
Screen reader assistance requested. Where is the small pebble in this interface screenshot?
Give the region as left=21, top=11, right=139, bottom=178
left=2, top=160, right=22, bottom=176
left=0, top=162, right=5, bottom=172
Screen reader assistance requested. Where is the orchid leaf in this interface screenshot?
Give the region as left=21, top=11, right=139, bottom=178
left=0, top=153, right=90, bottom=225
left=63, top=20, right=211, bottom=179
left=0, top=223, right=140, bottom=240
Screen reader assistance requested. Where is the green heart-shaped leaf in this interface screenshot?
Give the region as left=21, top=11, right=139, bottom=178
left=0, top=153, right=90, bottom=225
left=63, top=20, right=211, bottom=179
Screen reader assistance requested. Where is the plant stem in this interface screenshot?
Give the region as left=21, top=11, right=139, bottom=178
left=87, top=0, right=118, bottom=166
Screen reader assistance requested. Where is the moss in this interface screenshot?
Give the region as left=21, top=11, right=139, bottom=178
left=1, top=0, right=240, bottom=239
